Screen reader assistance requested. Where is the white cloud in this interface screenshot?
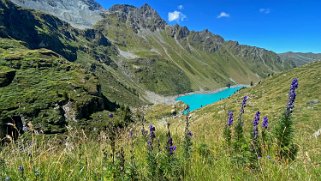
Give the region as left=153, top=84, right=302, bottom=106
left=168, top=11, right=187, bottom=22
left=178, top=5, right=184, bottom=10
left=217, top=12, right=230, bottom=19
left=259, top=8, right=271, bottom=14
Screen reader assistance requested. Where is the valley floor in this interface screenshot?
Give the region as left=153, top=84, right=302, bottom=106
left=144, top=84, right=250, bottom=105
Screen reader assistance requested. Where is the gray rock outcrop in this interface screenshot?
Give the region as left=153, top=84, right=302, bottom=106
left=10, top=0, right=104, bottom=29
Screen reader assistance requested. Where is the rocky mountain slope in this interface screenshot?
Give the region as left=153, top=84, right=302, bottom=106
left=96, top=4, right=292, bottom=95
left=10, top=0, right=104, bottom=29
left=1, top=0, right=295, bottom=107
left=0, top=0, right=121, bottom=137
left=0, top=38, right=117, bottom=137
left=279, top=52, right=321, bottom=67
left=1, top=0, right=147, bottom=107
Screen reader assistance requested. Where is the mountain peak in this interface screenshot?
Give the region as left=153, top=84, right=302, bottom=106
left=141, top=3, right=152, bottom=10
left=10, top=0, right=104, bottom=29
left=108, top=3, right=167, bottom=32
left=109, top=4, right=136, bottom=12
left=83, top=0, right=103, bottom=10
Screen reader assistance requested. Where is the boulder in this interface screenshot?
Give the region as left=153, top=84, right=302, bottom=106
left=0, top=69, right=16, bottom=87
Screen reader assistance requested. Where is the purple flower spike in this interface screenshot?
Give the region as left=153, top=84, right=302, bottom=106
left=149, top=124, right=156, bottom=139
left=286, top=78, right=299, bottom=116
left=167, top=135, right=176, bottom=155
left=253, top=111, right=260, bottom=127
left=149, top=124, right=155, bottom=132
left=169, top=146, right=177, bottom=155
left=253, top=111, right=260, bottom=139
left=262, top=116, right=269, bottom=129
left=240, top=96, right=249, bottom=113
left=227, top=111, right=234, bottom=126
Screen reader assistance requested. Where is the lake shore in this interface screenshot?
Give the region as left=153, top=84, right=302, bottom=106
left=144, top=84, right=250, bottom=105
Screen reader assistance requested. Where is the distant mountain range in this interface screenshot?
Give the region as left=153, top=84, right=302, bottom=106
left=279, top=52, right=321, bottom=67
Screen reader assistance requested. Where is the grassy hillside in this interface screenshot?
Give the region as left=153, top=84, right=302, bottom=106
left=0, top=0, right=149, bottom=106
left=192, top=61, right=321, bottom=148
left=0, top=38, right=118, bottom=137
left=0, top=60, right=320, bottom=180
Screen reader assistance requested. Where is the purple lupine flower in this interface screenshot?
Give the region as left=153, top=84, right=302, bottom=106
left=240, top=96, right=248, bottom=114
left=129, top=129, right=133, bottom=138
left=253, top=111, right=260, bottom=127
left=291, top=78, right=299, bottom=89
left=253, top=111, right=260, bottom=139
left=169, top=146, right=177, bottom=155
left=167, top=137, right=176, bottom=154
left=147, top=125, right=156, bottom=150
left=167, top=136, right=177, bottom=155
left=286, top=78, right=299, bottom=116
left=227, top=111, right=234, bottom=126
left=149, top=124, right=156, bottom=139
left=262, top=116, right=269, bottom=129
left=109, top=113, right=114, bottom=118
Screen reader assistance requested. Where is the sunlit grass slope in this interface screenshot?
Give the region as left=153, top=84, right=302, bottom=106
left=1, top=61, right=320, bottom=180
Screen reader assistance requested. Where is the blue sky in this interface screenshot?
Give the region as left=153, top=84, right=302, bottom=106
left=96, top=0, right=321, bottom=53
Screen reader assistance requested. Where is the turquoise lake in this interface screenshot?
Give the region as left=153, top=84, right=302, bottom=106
left=176, top=86, right=244, bottom=112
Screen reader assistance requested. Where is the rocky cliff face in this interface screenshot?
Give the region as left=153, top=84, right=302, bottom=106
left=1, top=0, right=116, bottom=63
left=10, top=0, right=104, bottom=29
left=105, top=4, right=285, bottom=68
left=107, top=4, right=167, bottom=32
